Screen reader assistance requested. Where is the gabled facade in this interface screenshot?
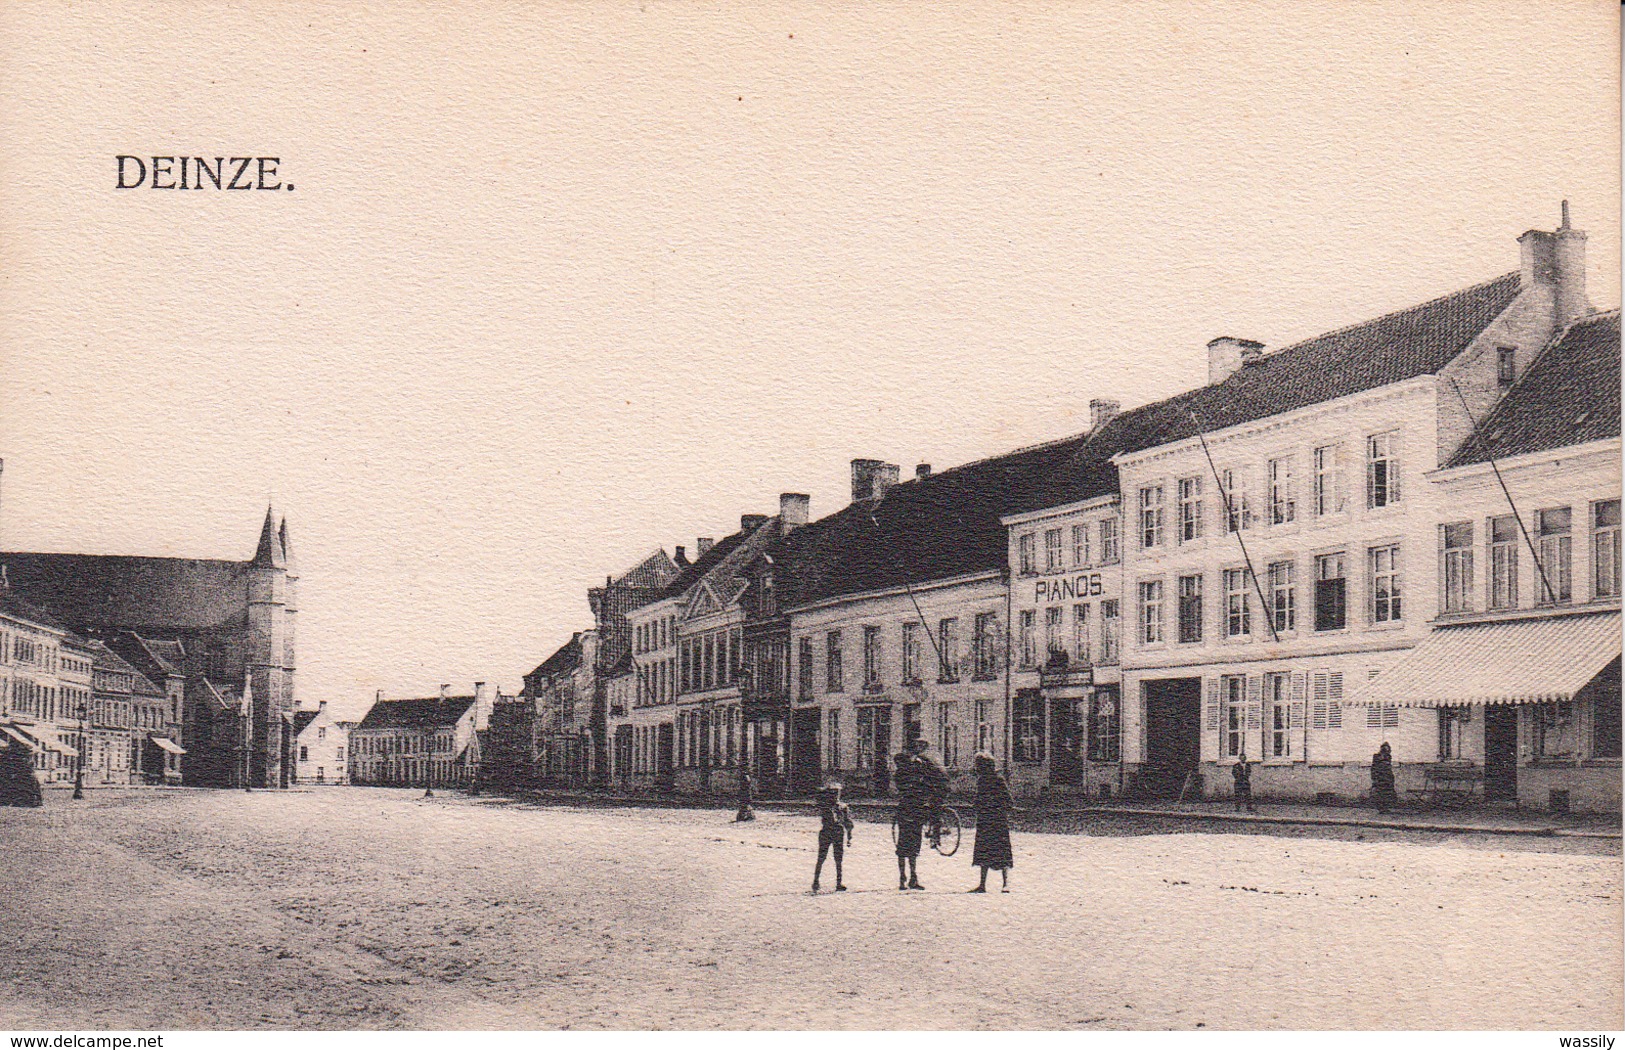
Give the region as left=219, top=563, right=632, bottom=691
left=350, top=686, right=490, bottom=788
left=293, top=701, right=355, bottom=784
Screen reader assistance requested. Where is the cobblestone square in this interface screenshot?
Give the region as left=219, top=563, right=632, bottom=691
left=1, top=788, right=1619, bottom=1031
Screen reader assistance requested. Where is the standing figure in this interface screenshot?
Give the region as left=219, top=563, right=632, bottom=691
left=1231, top=752, right=1256, bottom=813
left=968, top=753, right=1013, bottom=893
left=892, top=749, right=924, bottom=890
left=1370, top=741, right=1399, bottom=813
left=811, top=782, right=854, bottom=892
left=0, top=742, right=43, bottom=808
left=735, top=770, right=756, bottom=822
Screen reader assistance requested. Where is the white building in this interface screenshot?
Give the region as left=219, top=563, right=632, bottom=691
left=350, top=684, right=492, bottom=788
left=292, top=701, right=354, bottom=784
left=1112, top=213, right=1593, bottom=801
left=1358, top=309, right=1620, bottom=812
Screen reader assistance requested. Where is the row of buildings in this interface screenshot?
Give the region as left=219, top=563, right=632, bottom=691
left=493, top=211, right=1620, bottom=813
left=0, top=509, right=305, bottom=788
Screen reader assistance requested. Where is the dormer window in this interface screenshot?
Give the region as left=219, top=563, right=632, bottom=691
left=758, top=574, right=776, bottom=616
left=1497, top=346, right=1517, bottom=388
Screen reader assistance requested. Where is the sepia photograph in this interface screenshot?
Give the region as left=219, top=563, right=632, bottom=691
left=0, top=0, right=1620, bottom=1036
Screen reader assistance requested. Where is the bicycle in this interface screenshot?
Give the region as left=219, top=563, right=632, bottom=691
left=890, top=805, right=961, bottom=856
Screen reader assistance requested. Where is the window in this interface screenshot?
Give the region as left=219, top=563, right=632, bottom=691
left=1268, top=456, right=1295, bottom=525
left=1221, top=467, right=1251, bottom=532
left=1595, top=500, right=1621, bottom=599
left=1533, top=702, right=1576, bottom=758
left=1312, top=445, right=1343, bottom=516
left=1489, top=515, right=1520, bottom=609
left=855, top=707, right=879, bottom=769
left=1365, top=701, right=1399, bottom=730
left=1139, top=579, right=1164, bottom=645
left=1310, top=670, right=1344, bottom=730
left=317, top=726, right=326, bottom=741
left=1071, top=688, right=1112, bottom=765
left=1265, top=673, right=1293, bottom=758
left=1497, top=345, right=1516, bottom=387
left=1039, top=606, right=1063, bottom=664
left=1220, top=675, right=1248, bottom=759
left=1367, top=431, right=1400, bottom=508
left=1268, top=560, right=1296, bottom=634
left=1139, top=485, right=1165, bottom=549
left=1044, top=528, right=1064, bottom=572
left=827, top=708, right=841, bottom=769
left=1177, top=477, right=1204, bottom=543
left=938, top=702, right=959, bottom=768
left=863, top=626, right=882, bottom=690
left=1314, top=553, right=1347, bottom=631
left=973, top=612, right=999, bottom=680
left=1018, top=533, right=1037, bottom=575
left=901, top=622, right=922, bottom=684
left=937, top=618, right=959, bottom=682
left=975, top=699, right=995, bottom=757
left=758, top=574, right=776, bottom=616
left=1099, top=518, right=1120, bottom=564
left=1224, top=569, right=1252, bottom=638
left=1535, top=507, right=1573, bottom=605
left=335, top=747, right=344, bottom=762
left=1072, top=604, right=1091, bottom=663
left=825, top=631, right=843, bottom=692
left=1072, top=524, right=1090, bottom=567
left=1369, top=545, right=1402, bottom=623
left=1100, top=600, right=1120, bottom=664
left=903, top=703, right=922, bottom=747
left=1438, top=707, right=1469, bottom=760
left=799, top=638, right=814, bottom=699
left=300, top=745, right=309, bottom=761
left=1177, top=575, right=1203, bottom=644
left=1018, top=610, right=1037, bottom=669
left=1014, top=691, right=1044, bottom=763
left=1441, top=522, right=1475, bottom=613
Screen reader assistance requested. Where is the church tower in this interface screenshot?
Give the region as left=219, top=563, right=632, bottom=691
left=247, top=506, right=288, bottom=787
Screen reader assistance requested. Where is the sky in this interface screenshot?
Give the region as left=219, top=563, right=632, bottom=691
left=0, top=0, right=1618, bottom=721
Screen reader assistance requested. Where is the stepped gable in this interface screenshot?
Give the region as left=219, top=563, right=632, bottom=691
left=1450, top=309, right=1621, bottom=467
left=355, top=695, right=476, bottom=731
left=776, top=272, right=1526, bottom=608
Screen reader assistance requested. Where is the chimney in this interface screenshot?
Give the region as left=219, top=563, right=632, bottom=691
left=375, top=689, right=384, bottom=703
left=318, top=700, right=326, bottom=710
left=473, top=681, right=493, bottom=731
left=1553, top=201, right=1589, bottom=326
left=439, top=683, right=450, bottom=699
left=915, top=464, right=931, bottom=479
left=674, top=545, right=689, bottom=567
left=1207, top=337, right=1264, bottom=385
left=696, top=537, right=715, bottom=555
left=850, top=459, right=900, bottom=502
left=1089, top=399, right=1121, bottom=432
left=741, top=514, right=769, bottom=532
left=779, top=492, right=810, bottom=533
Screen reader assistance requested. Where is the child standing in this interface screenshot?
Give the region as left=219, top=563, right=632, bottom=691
left=812, top=782, right=854, bottom=893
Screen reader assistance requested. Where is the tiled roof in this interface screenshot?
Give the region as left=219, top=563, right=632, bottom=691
left=291, top=709, right=321, bottom=737
left=775, top=272, right=1527, bottom=607
left=0, top=553, right=252, bottom=630
left=1450, top=310, right=1621, bottom=467
left=527, top=633, right=583, bottom=681
left=0, top=589, right=73, bottom=632
left=656, top=529, right=756, bottom=601
left=355, top=696, right=475, bottom=732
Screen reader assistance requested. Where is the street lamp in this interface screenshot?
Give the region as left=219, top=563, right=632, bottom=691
left=72, top=699, right=86, bottom=800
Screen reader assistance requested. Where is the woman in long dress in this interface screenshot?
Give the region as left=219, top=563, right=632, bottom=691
left=969, top=752, right=1014, bottom=893
left=1370, top=741, right=1399, bottom=813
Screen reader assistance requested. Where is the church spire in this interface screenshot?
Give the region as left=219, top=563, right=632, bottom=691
left=252, top=505, right=285, bottom=569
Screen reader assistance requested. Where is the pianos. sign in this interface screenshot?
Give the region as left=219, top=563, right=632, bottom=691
left=1033, top=573, right=1105, bottom=602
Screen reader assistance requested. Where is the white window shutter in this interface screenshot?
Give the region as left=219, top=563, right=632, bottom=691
left=1201, top=677, right=1219, bottom=761
left=1290, top=671, right=1307, bottom=735
left=1327, top=672, right=1344, bottom=729
left=1246, top=674, right=1263, bottom=739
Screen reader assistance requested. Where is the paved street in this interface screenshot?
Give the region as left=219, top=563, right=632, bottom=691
left=1, top=788, right=1620, bottom=1031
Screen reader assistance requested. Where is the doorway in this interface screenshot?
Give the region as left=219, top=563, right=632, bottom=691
left=656, top=722, right=675, bottom=793
left=1140, top=677, right=1203, bottom=797
left=1049, top=698, right=1085, bottom=787
left=1483, top=704, right=1518, bottom=802
left=790, top=708, right=822, bottom=796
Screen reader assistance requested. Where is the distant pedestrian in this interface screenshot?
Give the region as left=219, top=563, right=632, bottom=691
left=968, top=753, right=1013, bottom=893
left=1370, top=742, right=1399, bottom=813
left=1231, top=753, right=1256, bottom=813
left=735, top=771, right=756, bottom=822
left=811, top=782, right=854, bottom=893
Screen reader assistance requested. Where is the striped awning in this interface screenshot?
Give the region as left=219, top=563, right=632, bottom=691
left=1351, top=610, right=1621, bottom=708
left=8, top=722, right=80, bottom=758
left=150, top=736, right=186, bottom=755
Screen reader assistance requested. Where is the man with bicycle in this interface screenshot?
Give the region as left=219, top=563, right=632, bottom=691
left=893, top=735, right=948, bottom=890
